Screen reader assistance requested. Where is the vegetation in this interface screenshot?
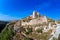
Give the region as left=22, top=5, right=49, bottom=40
left=0, top=21, right=8, bottom=24
left=25, top=27, right=32, bottom=35
left=58, top=34, right=60, bottom=40
left=24, top=37, right=33, bottom=40
left=0, top=21, right=8, bottom=32
left=0, top=26, right=14, bottom=40
left=51, top=34, right=60, bottom=40
left=52, top=37, right=57, bottom=40
left=28, top=31, right=51, bottom=40
left=22, top=16, right=32, bottom=22
left=36, top=29, right=43, bottom=33
left=57, top=20, right=60, bottom=24
left=48, top=18, right=55, bottom=22
left=0, top=18, right=58, bottom=40
left=48, top=18, right=56, bottom=26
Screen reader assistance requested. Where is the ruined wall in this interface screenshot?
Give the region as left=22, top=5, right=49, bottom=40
left=29, top=16, right=48, bottom=25
left=22, top=16, right=48, bottom=26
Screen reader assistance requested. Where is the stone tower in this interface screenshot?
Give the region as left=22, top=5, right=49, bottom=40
left=37, top=12, right=40, bottom=17
left=33, top=11, right=36, bottom=18
left=32, top=11, right=40, bottom=18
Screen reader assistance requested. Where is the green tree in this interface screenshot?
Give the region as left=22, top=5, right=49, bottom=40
left=0, top=26, right=14, bottom=40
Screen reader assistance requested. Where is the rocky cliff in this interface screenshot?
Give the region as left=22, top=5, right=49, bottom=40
left=0, top=11, right=60, bottom=40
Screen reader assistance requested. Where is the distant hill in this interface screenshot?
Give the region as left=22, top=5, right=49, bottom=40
left=0, top=21, right=9, bottom=32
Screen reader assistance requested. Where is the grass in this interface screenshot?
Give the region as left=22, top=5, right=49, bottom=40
left=27, top=30, right=51, bottom=40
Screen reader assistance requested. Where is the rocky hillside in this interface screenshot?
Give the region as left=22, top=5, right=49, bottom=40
left=0, top=11, right=60, bottom=40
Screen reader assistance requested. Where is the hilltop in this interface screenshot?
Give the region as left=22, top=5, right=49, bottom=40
left=0, top=11, right=60, bottom=40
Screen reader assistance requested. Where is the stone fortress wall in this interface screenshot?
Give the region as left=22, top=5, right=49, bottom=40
left=22, top=11, right=48, bottom=26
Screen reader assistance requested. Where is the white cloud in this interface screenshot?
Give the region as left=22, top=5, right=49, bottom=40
left=0, top=13, right=20, bottom=21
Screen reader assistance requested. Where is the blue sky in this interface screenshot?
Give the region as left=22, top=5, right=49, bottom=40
left=0, top=0, right=60, bottom=21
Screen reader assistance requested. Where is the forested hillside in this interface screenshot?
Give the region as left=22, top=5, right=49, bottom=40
left=0, top=21, right=8, bottom=32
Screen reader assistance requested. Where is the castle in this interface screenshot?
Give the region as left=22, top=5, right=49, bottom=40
left=22, top=11, right=48, bottom=26
left=13, top=11, right=57, bottom=39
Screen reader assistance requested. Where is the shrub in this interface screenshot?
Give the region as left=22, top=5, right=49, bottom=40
left=24, top=37, right=33, bottom=40
left=0, top=27, right=14, bottom=40
left=36, top=29, right=42, bottom=33
left=22, top=16, right=32, bottom=22
left=27, top=27, right=32, bottom=33
left=48, top=18, right=55, bottom=22
left=25, top=27, right=32, bottom=35
left=52, top=37, right=57, bottom=40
